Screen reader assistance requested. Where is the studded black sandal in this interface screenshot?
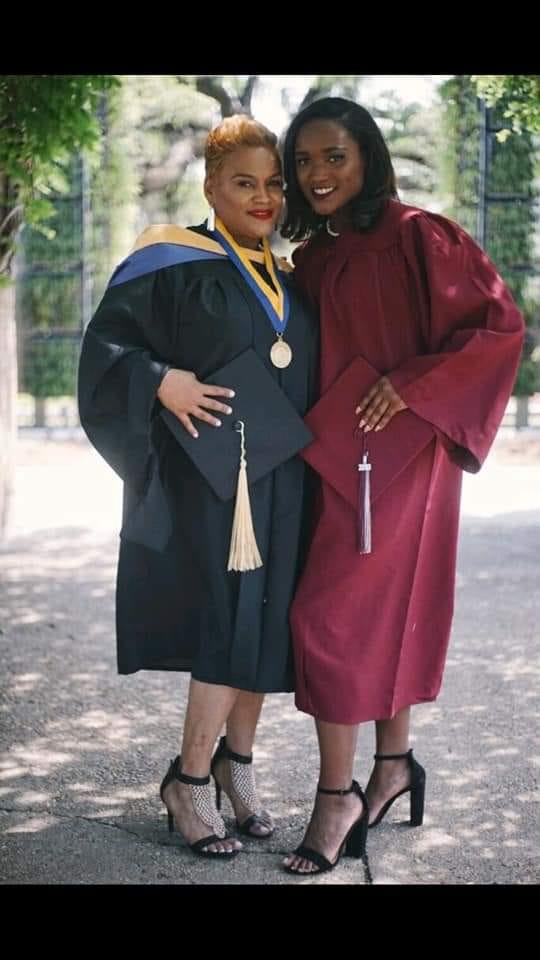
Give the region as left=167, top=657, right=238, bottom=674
left=211, top=736, right=274, bottom=838
left=160, top=754, right=240, bottom=858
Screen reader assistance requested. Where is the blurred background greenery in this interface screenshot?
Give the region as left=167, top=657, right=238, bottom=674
left=5, top=75, right=540, bottom=424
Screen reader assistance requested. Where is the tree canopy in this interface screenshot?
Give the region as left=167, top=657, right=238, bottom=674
left=0, top=74, right=118, bottom=278
left=472, top=75, right=540, bottom=138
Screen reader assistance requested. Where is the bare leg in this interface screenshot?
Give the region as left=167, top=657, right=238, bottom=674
left=163, top=678, right=242, bottom=854
left=283, top=720, right=366, bottom=874
left=226, top=691, right=265, bottom=755
left=212, top=692, right=273, bottom=836
left=181, top=678, right=238, bottom=774
left=365, top=706, right=411, bottom=824
left=317, top=719, right=358, bottom=787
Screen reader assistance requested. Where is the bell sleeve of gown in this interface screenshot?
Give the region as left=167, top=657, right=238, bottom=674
left=388, top=212, right=525, bottom=473
left=77, top=267, right=176, bottom=549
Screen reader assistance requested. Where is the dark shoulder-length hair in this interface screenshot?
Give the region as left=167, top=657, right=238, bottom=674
left=281, top=97, right=398, bottom=243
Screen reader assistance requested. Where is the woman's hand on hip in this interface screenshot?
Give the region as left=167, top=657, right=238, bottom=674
left=355, top=376, right=407, bottom=432
left=157, top=368, right=235, bottom=438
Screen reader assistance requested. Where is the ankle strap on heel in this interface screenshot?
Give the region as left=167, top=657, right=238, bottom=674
left=373, top=748, right=413, bottom=761
left=216, top=735, right=253, bottom=765
left=317, top=780, right=367, bottom=812
left=317, top=784, right=354, bottom=795
left=167, top=755, right=210, bottom=786
left=176, top=770, right=211, bottom=786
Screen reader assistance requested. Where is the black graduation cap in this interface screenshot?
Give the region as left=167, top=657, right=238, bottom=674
left=160, top=348, right=313, bottom=571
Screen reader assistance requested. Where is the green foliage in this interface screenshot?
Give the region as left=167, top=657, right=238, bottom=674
left=20, top=273, right=81, bottom=331
left=472, top=76, right=540, bottom=136
left=371, top=92, right=439, bottom=207
left=439, top=76, right=539, bottom=396
left=514, top=308, right=540, bottom=396
left=0, top=74, right=119, bottom=274
left=90, top=75, right=217, bottom=300
left=0, top=74, right=118, bottom=202
left=18, top=153, right=85, bottom=398
left=485, top=119, right=535, bottom=310
left=89, top=80, right=145, bottom=302
left=438, top=76, right=481, bottom=234
left=513, top=357, right=539, bottom=396
left=23, top=338, right=79, bottom=398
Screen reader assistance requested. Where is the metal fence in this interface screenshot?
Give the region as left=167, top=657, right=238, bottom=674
left=16, top=153, right=90, bottom=426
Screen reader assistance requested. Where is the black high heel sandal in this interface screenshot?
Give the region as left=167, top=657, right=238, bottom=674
left=283, top=780, right=369, bottom=875
left=211, top=736, right=274, bottom=838
left=160, top=755, right=240, bottom=859
left=368, top=748, right=426, bottom=829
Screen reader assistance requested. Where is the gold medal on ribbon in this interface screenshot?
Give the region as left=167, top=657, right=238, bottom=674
left=213, top=217, right=292, bottom=368
left=270, top=337, right=293, bottom=369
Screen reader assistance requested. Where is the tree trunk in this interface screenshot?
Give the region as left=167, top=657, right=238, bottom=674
left=0, top=282, right=17, bottom=540
left=515, top=395, right=529, bottom=430
left=34, top=396, right=46, bottom=427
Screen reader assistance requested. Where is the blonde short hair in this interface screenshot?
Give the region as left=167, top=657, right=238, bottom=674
left=204, top=115, right=281, bottom=178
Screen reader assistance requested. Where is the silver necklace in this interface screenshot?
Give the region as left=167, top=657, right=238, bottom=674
left=326, top=219, right=340, bottom=238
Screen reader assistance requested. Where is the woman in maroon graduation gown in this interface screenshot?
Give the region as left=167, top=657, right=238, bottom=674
left=280, top=97, right=524, bottom=874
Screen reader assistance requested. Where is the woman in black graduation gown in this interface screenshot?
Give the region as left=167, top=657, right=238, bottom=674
left=78, top=116, right=318, bottom=859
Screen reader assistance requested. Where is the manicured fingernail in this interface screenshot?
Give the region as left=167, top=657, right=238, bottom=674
left=193, top=432, right=199, bottom=439
left=215, top=420, right=222, bottom=427
left=225, top=407, right=232, bottom=414
left=228, top=390, right=235, bottom=397
left=358, top=419, right=365, bottom=428
left=375, top=425, right=382, bottom=431
left=365, top=425, right=372, bottom=432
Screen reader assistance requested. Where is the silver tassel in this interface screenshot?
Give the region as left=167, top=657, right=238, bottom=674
left=357, top=452, right=372, bottom=555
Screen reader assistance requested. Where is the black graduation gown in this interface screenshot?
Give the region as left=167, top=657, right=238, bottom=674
left=77, top=225, right=319, bottom=691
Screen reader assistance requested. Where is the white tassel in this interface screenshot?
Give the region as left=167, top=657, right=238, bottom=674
left=207, top=206, right=216, bottom=232
left=227, top=421, right=263, bottom=572
left=357, top=452, right=372, bottom=555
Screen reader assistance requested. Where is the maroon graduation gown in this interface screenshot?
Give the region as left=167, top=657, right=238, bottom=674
left=290, top=199, right=524, bottom=724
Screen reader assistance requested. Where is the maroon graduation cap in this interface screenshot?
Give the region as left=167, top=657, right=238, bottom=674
left=301, top=354, right=435, bottom=553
